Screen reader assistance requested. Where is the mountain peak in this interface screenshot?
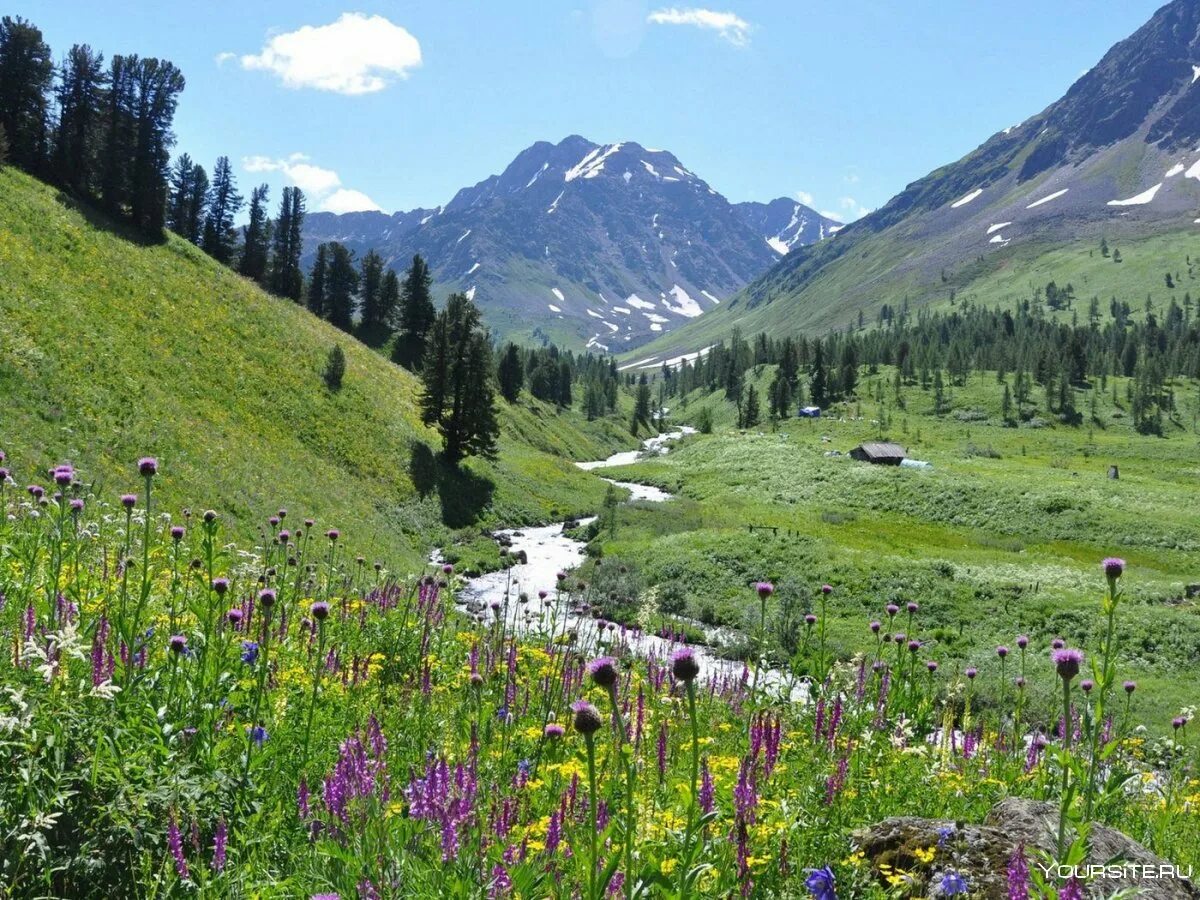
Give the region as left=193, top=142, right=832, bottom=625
left=303, top=136, right=839, bottom=349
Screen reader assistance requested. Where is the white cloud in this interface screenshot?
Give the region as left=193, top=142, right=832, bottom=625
left=214, top=51, right=236, bottom=66
left=240, top=154, right=381, bottom=213
left=834, top=197, right=871, bottom=221
left=240, top=13, right=421, bottom=95
left=320, top=189, right=383, bottom=214
left=795, top=190, right=815, bottom=207
left=647, top=7, right=751, bottom=46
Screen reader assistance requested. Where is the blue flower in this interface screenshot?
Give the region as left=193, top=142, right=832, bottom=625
left=241, top=641, right=259, bottom=665
left=248, top=725, right=268, bottom=746
left=805, top=865, right=837, bottom=900
left=937, top=825, right=955, bottom=847
left=940, top=871, right=969, bottom=896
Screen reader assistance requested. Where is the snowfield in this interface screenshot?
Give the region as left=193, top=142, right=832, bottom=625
left=1107, top=183, right=1161, bottom=206
left=951, top=188, right=983, bottom=208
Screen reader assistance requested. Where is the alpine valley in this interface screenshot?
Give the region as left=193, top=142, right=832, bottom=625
left=302, top=135, right=840, bottom=350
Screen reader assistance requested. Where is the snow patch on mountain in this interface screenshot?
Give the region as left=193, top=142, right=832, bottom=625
left=586, top=309, right=602, bottom=319
left=1166, top=163, right=1185, bottom=177
left=565, top=143, right=623, bottom=181
left=1108, top=183, right=1161, bottom=206
left=661, top=285, right=703, bottom=318
left=551, top=287, right=565, bottom=302
left=1026, top=188, right=1069, bottom=209
left=951, top=188, right=983, bottom=208
left=766, top=237, right=789, bottom=255
left=986, top=222, right=1012, bottom=234
left=547, top=191, right=564, bottom=214
left=548, top=304, right=561, bottom=313
left=700, top=290, right=721, bottom=305
left=626, top=295, right=656, bottom=310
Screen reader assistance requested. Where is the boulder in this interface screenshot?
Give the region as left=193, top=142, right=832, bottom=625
left=852, top=797, right=1199, bottom=899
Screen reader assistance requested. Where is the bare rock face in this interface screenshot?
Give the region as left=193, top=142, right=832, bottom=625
left=852, top=797, right=1199, bottom=899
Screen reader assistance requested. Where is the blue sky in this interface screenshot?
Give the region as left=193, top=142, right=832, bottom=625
left=29, top=0, right=1165, bottom=221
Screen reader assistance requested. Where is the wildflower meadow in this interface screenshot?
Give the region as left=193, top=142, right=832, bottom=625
left=1, top=453, right=1197, bottom=898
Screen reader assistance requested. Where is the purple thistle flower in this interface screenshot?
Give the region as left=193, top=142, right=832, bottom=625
left=571, top=700, right=602, bottom=735
left=927, top=660, right=939, bottom=673
left=69, top=498, right=84, bottom=512
left=170, top=525, right=185, bottom=541
left=806, top=614, right=819, bottom=626
left=168, top=634, right=188, bottom=654
left=1051, top=637, right=1065, bottom=650
left=1081, top=679, right=1094, bottom=693
left=212, top=577, right=230, bottom=596
left=869, top=620, right=881, bottom=633
left=885, top=603, right=899, bottom=617
left=755, top=581, right=774, bottom=598
left=586, top=656, right=619, bottom=690
left=906, top=601, right=918, bottom=613
left=1016, top=634, right=1029, bottom=649
left=211, top=819, right=227, bottom=873
left=965, top=667, right=977, bottom=680
left=670, top=646, right=700, bottom=683
left=120, top=493, right=137, bottom=509
left=544, top=723, right=565, bottom=738
left=326, top=529, right=340, bottom=542
left=311, top=600, right=330, bottom=620
left=996, top=645, right=1009, bottom=658
left=226, top=607, right=244, bottom=626
left=1102, top=557, right=1126, bottom=580
left=1052, top=648, right=1084, bottom=682
left=137, top=457, right=158, bottom=477
left=258, top=587, right=276, bottom=607
left=1124, top=680, right=1137, bottom=694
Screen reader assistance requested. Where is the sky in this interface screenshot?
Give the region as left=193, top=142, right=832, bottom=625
left=26, top=0, right=1167, bottom=223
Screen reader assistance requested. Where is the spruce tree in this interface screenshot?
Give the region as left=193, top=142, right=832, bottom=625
left=238, top=183, right=271, bottom=284
left=497, top=342, right=524, bottom=403
left=356, top=249, right=387, bottom=345
left=0, top=16, right=52, bottom=173
left=307, top=243, right=328, bottom=317
left=127, top=57, right=185, bottom=237
left=202, top=155, right=242, bottom=264
left=52, top=43, right=106, bottom=196
left=631, top=374, right=652, bottom=435
left=419, top=293, right=499, bottom=463
left=268, top=187, right=305, bottom=300
left=325, top=242, right=358, bottom=332
left=183, top=162, right=208, bottom=243
left=393, top=254, right=436, bottom=370
left=810, top=341, right=830, bottom=408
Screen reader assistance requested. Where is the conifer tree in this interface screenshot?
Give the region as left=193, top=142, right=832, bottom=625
left=419, top=293, right=499, bottom=463
left=238, top=183, right=270, bottom=284
left=497, top=342, right=524, bottom=403
left=307, top=243, right=328, bottom=318
left=325, top=242, right=358, bottom=332
left=202, top=155, right=241, bottom=263
left=393, top=254, right=436, bottom=370
left=52, top=43, right=106, bottom=195
left=268, top=186, right=305, bottom=301
left=356, top=249, right=388, bottom=345
left=0, top=16, right=52, bottom=173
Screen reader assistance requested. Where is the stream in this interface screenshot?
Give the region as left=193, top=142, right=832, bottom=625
left=455, top=428, right=806, bottom=698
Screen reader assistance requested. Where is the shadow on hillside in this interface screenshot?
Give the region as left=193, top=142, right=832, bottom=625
left=54, top=190, right=168, bottom=247
left=409, top=441, right=495, bottom=528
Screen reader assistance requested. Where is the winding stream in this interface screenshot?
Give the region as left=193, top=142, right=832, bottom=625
left=456, top=428, right=806, bottom=698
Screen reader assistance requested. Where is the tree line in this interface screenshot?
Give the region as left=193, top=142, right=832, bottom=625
left=657, top=296, right=1200, bottom=436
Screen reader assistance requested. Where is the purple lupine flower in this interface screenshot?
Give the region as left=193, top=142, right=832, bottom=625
left=699, top=758, right=715, bottom=813
left=211, top=818, right=227, bottom=873
left=1059, top=877, right=1085, bottom=900
left=168, top=813, right=189, bottom=879
left=1052, top=648, right=1084, bottom=682
left=656, top=721, right=668, bottom=780
left=1006, top=844, right=1030, bottom=900
left=545, top=807, right=562, bottom=854
left=298, top=777, right=311, bottom=819
left=488, top=863, right=512, bottom=899
left=804, top=865, right=837, bottom=900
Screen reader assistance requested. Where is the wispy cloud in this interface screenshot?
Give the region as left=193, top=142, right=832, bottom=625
left=646, top=7, right=751, bottom=46
left=241, top=153, right=381, bottom=213
left=796, top=190, right=815, bottom=207
left=236, top=13, right=421, bottom=95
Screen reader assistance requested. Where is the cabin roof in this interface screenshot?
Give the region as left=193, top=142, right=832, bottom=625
left=853, top=442, right=907, bottom=459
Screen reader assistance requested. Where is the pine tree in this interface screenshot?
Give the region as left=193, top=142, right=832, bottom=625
left=307, top=243, right=328, bottom=317
left=393, top=254, right=436, bottom=370
left=202, top=155, right=242, bottom=263
left=356, top=249, right=388, bottom=345
left=325, top=242, right=358, bottom=332
left=183, top=161, right=208, bottom=243
left=631, top=375, right=652, bottom=435
left=419, top=293, right=499, bottom=463
left=238, top=184, right=270, bottom=284
left=100, top=54, right=136, bottom=217
left=52, top=43, right=106, bottom=196
left=557, top=361, right=573, bottom=408
left=810, top=341, right=830, bottom=408
left=497, top=342, right=524, bottom=403
left=839, top=342, right=859, bottom=397
left=0, top=16, right=53, bottom=173
left=741, top=384, right=761, bottom=428
left=268, top=187, right=305, bottom=300
left=127, top=57, right=185, bottom=237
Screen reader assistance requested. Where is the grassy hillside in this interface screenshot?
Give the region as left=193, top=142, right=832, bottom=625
left=0, top=168, right=631, bottom=567
left=577, top=366, right=1200, bottom=731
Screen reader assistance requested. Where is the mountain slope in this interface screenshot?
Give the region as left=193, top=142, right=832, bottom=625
left=302, top=136, right=837, bottom=351
left=632, top=0, right=1200, bottom=358
left=0, top=168, right=629, bottom=565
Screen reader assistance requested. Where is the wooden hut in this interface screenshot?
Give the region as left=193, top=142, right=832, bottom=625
left=849, top=442, right=907, bottom=465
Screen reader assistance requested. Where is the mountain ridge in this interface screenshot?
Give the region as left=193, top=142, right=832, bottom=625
left=302, top=135, right=839, bottom=350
